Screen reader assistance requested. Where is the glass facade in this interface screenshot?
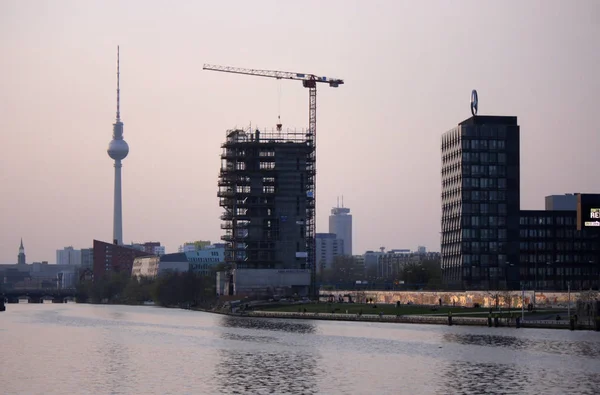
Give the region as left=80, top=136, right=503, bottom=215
left=441, top=116, right=520, bottom=290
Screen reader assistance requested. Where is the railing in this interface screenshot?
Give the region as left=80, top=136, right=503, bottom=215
left=246, top=311, right=487, bottom=325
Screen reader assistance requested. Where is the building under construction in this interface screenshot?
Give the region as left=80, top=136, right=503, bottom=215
left=218, top=127, right=315, bottom=297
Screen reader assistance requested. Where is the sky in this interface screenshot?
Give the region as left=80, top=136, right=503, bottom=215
left=1, top=0, right=599, bottom=264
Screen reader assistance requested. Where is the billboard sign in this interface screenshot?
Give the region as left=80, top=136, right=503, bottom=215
left=577, top=194, right=600, bottom=230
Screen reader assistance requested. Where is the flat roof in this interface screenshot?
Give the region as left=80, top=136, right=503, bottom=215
left=459, top=115, right=518, bottom=126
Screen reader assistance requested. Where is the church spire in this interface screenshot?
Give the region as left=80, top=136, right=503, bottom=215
left=18, top=238, right=26, bottom=265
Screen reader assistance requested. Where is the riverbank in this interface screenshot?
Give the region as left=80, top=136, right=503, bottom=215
left=200, top=302, right=599, bottom=330
left=243, top=310, right=581, bottom=330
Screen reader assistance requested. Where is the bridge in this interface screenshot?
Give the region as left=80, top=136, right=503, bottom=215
left=1, top=288, right=78, bottom=304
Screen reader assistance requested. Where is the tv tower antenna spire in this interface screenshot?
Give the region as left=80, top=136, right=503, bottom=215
left=116, top=45, right=120, bottom=122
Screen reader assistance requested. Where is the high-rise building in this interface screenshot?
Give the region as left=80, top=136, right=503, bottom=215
left=106, top=46, right=129, bottom=245
left=316, top=233, right=344, bottom=274
left=56, top=246, right=82, bottom=266
left=218, top=128, right=313, bottom=296
left=329, top=199, right=352, bottom=256
left=17, top=238, right=26, bottom=265
left=441, top=113, right=521, bottom=290
left=81, top=248, right=94, bottom=269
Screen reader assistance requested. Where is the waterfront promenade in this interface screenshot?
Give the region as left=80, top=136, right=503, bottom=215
left=240, top=310, right=582, bottom=330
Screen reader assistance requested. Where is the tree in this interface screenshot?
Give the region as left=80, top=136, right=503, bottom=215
left=320, top=256, right=359, bottom=284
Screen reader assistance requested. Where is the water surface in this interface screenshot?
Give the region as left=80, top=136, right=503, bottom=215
left=1, top=304, right=599, bottom=394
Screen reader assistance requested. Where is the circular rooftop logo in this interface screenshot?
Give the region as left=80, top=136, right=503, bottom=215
left=471, top=90, right=478, bottom=116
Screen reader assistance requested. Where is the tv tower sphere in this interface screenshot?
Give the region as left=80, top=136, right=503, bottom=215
left=108, top=138, right=129, bottom=160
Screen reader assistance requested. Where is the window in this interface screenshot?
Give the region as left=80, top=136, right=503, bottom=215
left=499, top=229, right=507, bottom=240
left=260, top=162, right=275, bottom=170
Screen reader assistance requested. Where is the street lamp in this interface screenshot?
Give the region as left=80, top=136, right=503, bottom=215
left=543, top=262, right=552, bottom=291
left=590, top=260, right=598, bottom=291
left=567, top=280, right=572, bottom=319
left=505, top=261, right=515, bottom=290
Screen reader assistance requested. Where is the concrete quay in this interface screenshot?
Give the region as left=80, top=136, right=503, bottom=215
left=238, top=310, right=578, bottom=330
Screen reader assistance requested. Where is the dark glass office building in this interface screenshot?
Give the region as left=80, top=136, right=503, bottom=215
left=519, top=196, right=600, bottom=291
left=441, top=116, right=521, bottom=290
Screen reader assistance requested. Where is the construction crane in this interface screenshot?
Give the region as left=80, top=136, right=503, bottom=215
left=203, top=64, right=344, bottom=297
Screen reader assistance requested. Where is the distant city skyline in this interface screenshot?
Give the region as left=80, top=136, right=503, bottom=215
left=1, top=1, right=599, bottom=263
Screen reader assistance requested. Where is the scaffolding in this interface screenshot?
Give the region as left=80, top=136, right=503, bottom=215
left=218, top=127, right=315, bottom=288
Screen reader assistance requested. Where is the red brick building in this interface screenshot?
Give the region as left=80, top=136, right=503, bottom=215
left=92, top=239, right=152, bottom=280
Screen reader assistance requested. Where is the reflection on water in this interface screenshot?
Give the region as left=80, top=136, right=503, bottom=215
left=441, top=361, right=527, bottom=395
left=442, top=333, right=600, bottom=358
left=440, top=360, right=600, bottom=395
left=215, top=350, right=318, bottom=394
left=220, top=315, right=317, bottom=334
left=217, top=316, right=318, bottom=394
left=99, top=331, right=132, bottom=395
left=2, top=305, right=600, bottom=395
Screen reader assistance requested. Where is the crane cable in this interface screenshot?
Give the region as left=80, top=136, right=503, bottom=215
left=276, top=80, right=282, bottom=131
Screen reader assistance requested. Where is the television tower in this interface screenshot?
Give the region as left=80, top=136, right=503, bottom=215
left=107, top=46, right=129, bottom=245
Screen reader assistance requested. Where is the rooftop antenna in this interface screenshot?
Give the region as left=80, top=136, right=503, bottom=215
left=116, top=45, right=121, bottom=122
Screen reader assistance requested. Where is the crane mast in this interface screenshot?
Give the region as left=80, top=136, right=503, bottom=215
left=204, top=64, right=343, bottom=298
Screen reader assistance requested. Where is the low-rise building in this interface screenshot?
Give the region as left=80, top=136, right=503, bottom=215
left=178, top=240, right=211, bottom=253
left=186, top=247, right=225, bottom=276
left=93, top=239, right=152, bottom=280
left=157, top=253, right=189, bottom=275
left=131, top=256, right=160, bottom=279
left=518, top=193, right=600, bottom=291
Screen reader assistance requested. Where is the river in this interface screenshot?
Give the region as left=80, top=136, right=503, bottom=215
left=1, top=303, right=599, bottom=394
